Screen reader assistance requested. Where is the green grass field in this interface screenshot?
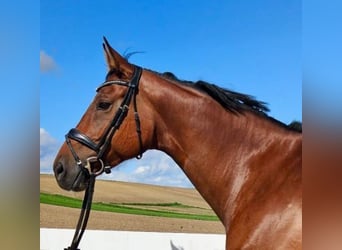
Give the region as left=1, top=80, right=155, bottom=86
left=40, top=192, right=219, bottom=221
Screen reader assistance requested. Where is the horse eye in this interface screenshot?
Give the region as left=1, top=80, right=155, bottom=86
left=97, top=102, right=112, bottom=110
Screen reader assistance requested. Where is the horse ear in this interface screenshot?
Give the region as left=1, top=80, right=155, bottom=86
left=102, top=36, right=133, bottom=76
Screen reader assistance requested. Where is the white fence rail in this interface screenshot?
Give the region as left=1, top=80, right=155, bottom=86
left=40, top=228, right=225, bottom=250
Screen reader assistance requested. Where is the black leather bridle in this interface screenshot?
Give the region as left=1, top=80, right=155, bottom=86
left=65, top=65, right=144, bottom=177
left=64, top=65, right=144, bottom=250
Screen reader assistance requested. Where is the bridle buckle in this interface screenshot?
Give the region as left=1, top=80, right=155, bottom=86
left=104, top=166, right=111, bottom=174
left=85, top=156, right=105, bottom=176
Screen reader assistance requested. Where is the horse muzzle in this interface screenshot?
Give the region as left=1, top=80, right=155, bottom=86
left=53, top=160, right=89, bottom=191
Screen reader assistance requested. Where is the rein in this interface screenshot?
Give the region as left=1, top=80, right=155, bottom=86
left=64, top=65, right=143, bottom=250
left=64, top=174, right=95, bottom=250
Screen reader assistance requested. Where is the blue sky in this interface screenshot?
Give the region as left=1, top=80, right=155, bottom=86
left=40, top=0, right=301, bottom=187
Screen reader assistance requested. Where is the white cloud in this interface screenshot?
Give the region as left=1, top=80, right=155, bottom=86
left=99, top=150, right=193, bottom=188
left=40, top=50, right=57, bottom=72
left=39, top=129, right=192, bottom=188
left=134, top=166, right=149, bottom=174
left=40, top=128, right=61, bottom=173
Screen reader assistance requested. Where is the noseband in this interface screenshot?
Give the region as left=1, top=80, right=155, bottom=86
left=65, top=65, right=144, bottom=176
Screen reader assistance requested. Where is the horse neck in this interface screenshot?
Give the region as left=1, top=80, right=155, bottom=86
left=140, top=71, right=302, bottom=225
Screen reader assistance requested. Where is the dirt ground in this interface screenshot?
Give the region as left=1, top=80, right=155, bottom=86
left=40, top=174, right=225, bottom=234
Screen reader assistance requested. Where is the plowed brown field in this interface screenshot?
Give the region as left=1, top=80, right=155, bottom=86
left=40, top=174, right=225, bottom=234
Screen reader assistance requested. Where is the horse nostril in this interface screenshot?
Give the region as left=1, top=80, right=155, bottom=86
left=55, top=162, right=65, bottom=179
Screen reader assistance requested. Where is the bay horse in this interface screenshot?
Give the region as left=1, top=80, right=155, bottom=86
left=53, top=37, right=302, bottom=249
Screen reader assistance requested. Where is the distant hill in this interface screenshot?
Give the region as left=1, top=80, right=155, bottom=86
left=41, top=174, right=210, bottom=207
left=40, top=174, right=225, bottom=234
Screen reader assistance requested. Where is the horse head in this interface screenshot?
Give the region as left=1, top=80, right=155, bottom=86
left=53, top=38, right=155, bottom=191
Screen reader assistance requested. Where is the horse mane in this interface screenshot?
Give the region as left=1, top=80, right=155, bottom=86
left=159, top=71, right=302, bottom=133
left=287, top=121, right=302, bottom=132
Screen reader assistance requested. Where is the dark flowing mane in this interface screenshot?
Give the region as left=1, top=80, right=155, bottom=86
left=159, top=71, right=302, bottom=133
